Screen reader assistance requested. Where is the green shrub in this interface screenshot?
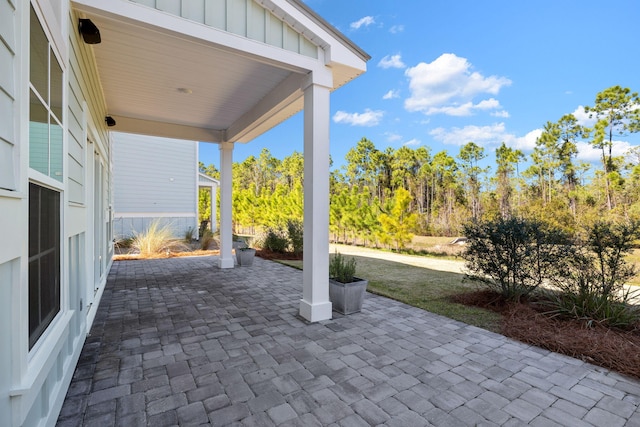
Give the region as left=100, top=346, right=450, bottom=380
left=287, top=219, right=304, bottom=255
left=329, top=251, right=357, bottom=283
left=462, top=217, right=574, bottom=302
left=262, top=228, right=289, bottom=253
left=548, top=220, right=640, bottom=328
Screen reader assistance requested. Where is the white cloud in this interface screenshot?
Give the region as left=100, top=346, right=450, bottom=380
left=383, top=90, right=400, bottom=100
left=403, top=138, right=421, bottom=146
left=425, top=98, right=502, bottom=117
left=333, top=109, right=383, bottom=127
left=389, top=25, right=405, bottom=34
left=572, top=105, right=597, bottom=128
left=429, top=123, right=508, bottom=146
left=429, top=122, right=540, bottom=151
left=385, top=132, right=402, bottom=142
left=350, top=16, right=375, bottom=30
left=511, top=129, right=542, bottom=151
left=404, top=53, right=511, bottom=116
left=491, top=110, right=510, bottom=118
left=378, top=54, right=406, bottom=69
left=576, top=140, right=635, bottom=162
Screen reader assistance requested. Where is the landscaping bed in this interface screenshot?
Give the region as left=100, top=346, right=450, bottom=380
left=454, top=290, right=640, bottom=379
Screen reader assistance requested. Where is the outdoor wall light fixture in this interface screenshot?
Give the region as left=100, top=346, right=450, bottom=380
left=105, top=116, right=116, bottom=127
left=79, top=18, right=101, bottom=44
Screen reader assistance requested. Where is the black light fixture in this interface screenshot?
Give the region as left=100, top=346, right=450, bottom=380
left=105, top=116, right=116, bottom=127
left=79, top=18, right=101, bottom=44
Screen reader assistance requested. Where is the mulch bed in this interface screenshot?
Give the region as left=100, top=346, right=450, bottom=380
left=255, top=249, right=303, bottom=261
left=453, top=290, right=640, bottom=379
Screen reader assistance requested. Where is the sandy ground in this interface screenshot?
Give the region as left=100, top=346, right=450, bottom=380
left=329, top=243, right=640, bottom=304
left=329, top=243, right=465, bottom=274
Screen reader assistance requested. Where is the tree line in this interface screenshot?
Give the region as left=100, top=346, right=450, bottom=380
left=199, top=85, right=640, bottom=249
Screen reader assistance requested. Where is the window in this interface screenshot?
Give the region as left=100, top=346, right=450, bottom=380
left=28, top=183, right=60, bottom=349
left=28, top=5, right=62, bottom=350
left=29, top=5, right=63, bottom=182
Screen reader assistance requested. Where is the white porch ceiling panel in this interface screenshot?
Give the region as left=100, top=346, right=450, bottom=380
left=72, top=0, right=368, bottom=143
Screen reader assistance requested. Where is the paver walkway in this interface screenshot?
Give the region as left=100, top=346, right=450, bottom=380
left=57, top=256, right=640, bottom=426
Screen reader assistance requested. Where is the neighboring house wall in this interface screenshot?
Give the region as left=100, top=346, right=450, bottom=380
left=0, top=3, right=112, bottom=426
left=112, top=132, right=199, bottom=239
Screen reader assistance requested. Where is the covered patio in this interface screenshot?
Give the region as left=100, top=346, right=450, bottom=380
left=73, top=0, right=370, bottom=322
left=57, top=256, right=640, bottom=426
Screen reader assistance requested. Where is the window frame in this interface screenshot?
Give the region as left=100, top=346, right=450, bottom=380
left=28, top=3, right=64, bottom=184
left=27, top=3, right=65, bottom=352
left=28, top=182, right=62, bottom=350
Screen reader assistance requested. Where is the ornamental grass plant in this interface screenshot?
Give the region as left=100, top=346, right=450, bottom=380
left=131, top=219, right=187, bottom=257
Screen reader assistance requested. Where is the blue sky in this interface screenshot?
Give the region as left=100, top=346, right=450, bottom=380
left=199, top=0, right=640, bottom=171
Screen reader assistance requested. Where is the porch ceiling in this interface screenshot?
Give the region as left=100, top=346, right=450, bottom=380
left=72, top=1, right=364, bottom=143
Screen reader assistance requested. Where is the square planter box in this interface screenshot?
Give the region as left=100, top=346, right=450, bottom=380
left=236, top=248, right=256, bottom=266
left=329, top=277, right=368, bottom=314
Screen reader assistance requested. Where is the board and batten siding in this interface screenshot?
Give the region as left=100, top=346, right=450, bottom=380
left=0, top=0, right=17, bottom=191
left=130, top=0, right=318, bottom=58
left=112, top=132, right=198, bottom=237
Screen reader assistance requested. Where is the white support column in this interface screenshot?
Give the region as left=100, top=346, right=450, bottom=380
left=218, top=142, right=234, bottom=269
left=299, top=75, right=332, bottom=322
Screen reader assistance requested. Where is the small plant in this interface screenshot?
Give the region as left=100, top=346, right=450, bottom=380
left=287, top=219, right=304, bottom=255
left=200, top=229, right=215, bottom=250
left=114, top=236, right=133, bottom=250
left=184, top=226, right=195, bottom=242
left=548, top=220, right=640, bottom=328
left=329, top=251, right=357, bottom=283
left=262, top=228, right=289, bottom=253
left=131, top=219, right=187, bottom=256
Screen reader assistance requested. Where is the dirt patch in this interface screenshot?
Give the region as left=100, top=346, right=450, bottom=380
left=113, top=249, right=220, bottom=261
left=453, top=290, right=640, bottom=379
left=256, top=249, right=303, bottom=261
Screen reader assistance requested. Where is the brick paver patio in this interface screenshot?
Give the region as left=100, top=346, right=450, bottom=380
left=57, top=256, right=640, bottom=426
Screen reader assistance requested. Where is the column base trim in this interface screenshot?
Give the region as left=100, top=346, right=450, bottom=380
left=217, top=257, right=234, bottom=269
left=299, top=299, right=332, bottom=322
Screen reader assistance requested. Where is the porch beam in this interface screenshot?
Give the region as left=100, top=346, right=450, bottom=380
left=109, top=115, right=224, bottom=143
left=299, top=73, right=332, bottom=322
left=218, top=142, right=234, bottom=269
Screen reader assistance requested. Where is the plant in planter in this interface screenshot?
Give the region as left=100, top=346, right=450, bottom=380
left=235, top=236, right=256, bottom=266
left=236, top=246, right=256, bottom=266
left=329, top=251, right=368, bottom=314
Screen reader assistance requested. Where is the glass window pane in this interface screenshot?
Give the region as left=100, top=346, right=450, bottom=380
left=28, top=183, right=61, bottom=350
left=28, top=259, right=40, bottom=341
left=30, top=5, right=48, bottom=104
left=29, top=90, right=49, bottom=175
left=50, top=117, right=63, bottom=181
left=50, top=50, right=63, bottom=121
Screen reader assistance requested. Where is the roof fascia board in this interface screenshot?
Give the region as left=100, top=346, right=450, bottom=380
left=72, top=0, right=325, bottom=75
left=198, top=172, right=220, bottom=185
left=257, top=0, right=370, bottom=67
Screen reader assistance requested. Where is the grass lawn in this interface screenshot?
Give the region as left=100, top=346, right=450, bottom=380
left=278, top=255, right=502, bottom=332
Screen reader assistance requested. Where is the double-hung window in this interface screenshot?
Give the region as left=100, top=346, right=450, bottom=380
left=28, top=5, right=63, bottom=350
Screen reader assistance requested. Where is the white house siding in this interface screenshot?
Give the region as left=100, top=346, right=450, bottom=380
left=0, top=2, right=113, bottom=426
left=112, top=132, right=198, bottom=239
left=0, top=0, right=17, bottom=191
left=0, top=0, right=23, bottom=424
left=129, top=0, right=318, bottom=58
